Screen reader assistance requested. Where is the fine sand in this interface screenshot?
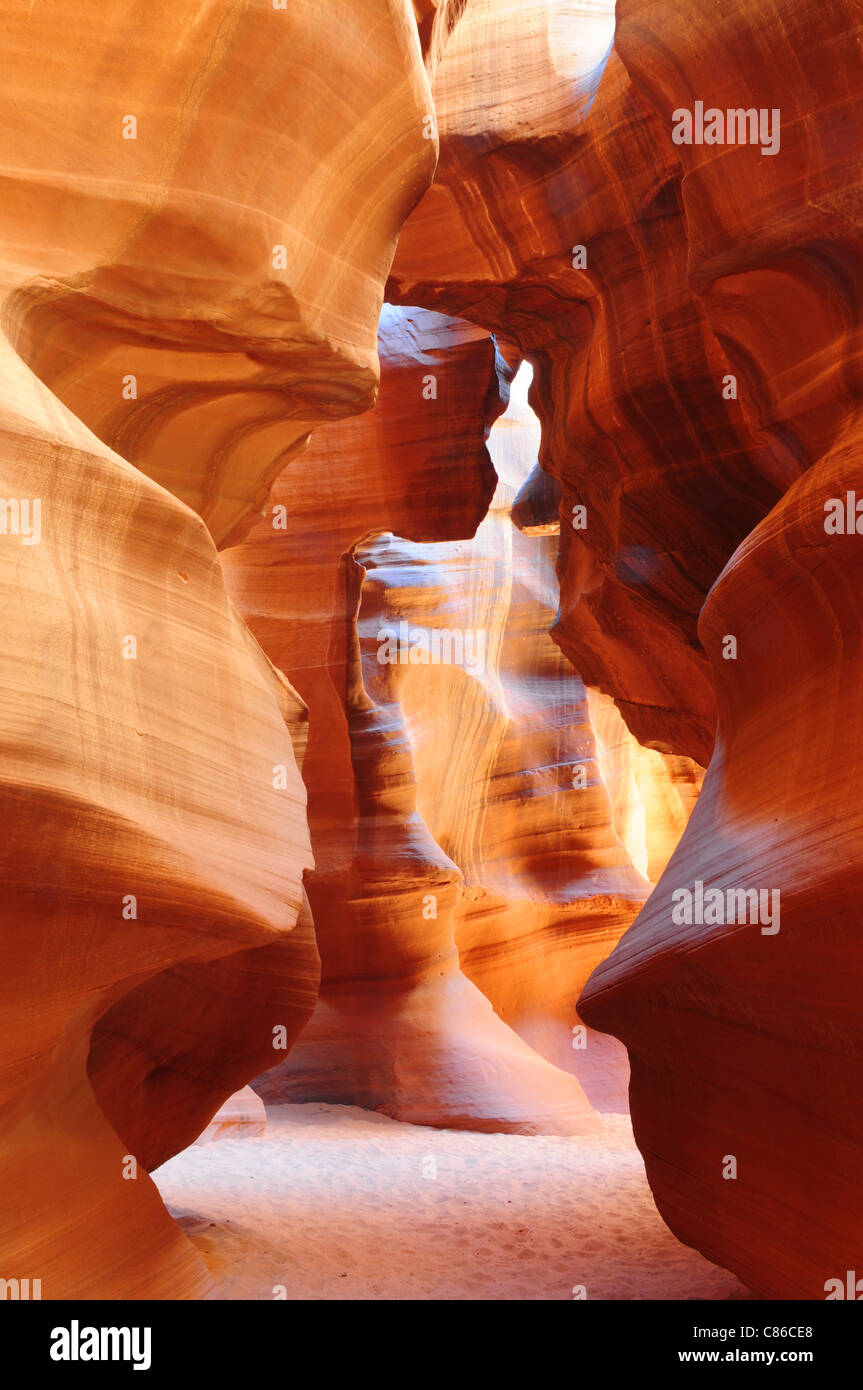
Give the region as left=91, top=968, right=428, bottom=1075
left=155, top=1103, right=751, bottom=1301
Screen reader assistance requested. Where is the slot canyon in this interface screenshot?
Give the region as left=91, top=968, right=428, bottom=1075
left=1, top=0, right=861, bottom=1318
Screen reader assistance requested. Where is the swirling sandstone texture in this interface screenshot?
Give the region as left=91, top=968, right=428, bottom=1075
left=3, top=0, right=857, bottom=1306
left=386, top=0, right=863, bottom=1297
left=3, top=0, right=448, bottom=547
left=362, top=364, right=700, bottom=1107
left=388, top=0, right=791, bottom=765
left=579, top=0, right=863, bottom=1300
left=0, top=0, right=452, bottom=1298
left=0, top=340, right=314, bottom=1298
left=223, top=307, right=632, bottom=1133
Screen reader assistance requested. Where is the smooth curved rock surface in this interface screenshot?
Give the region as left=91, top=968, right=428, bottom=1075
left=224, top=307, right=617, bottom=1133
left=2, top=0, right=446, bottom=546
left=380, top=0, right=863, bottom=1297
left=388, top=0, right=792, bottom=763
left=5, top=0, right=862, bottom=1307
left=580, top=0, right=863, bottom=1301
left=0, top=337, right=314, bottom=1297
left=225, top=331, right=704, bottom=1127
left=582, top=437, right=863, bottom=1298
left=0, top=0, right=455, bottom=1299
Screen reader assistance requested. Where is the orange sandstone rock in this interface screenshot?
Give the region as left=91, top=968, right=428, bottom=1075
left=0, top=0, right=456, bottom=1298
left=0, top=338, right=314, bottom=1297
left=389, top=0, right=789, bottom=763
left=3, top=0, right=445, bottom=546
left=580, top=0, right=863, bottom=1300
left=223, top=308, right=616, bottom=1132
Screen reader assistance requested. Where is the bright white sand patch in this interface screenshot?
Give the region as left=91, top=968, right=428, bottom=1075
left=154, top=1103, right=751, bottom=1301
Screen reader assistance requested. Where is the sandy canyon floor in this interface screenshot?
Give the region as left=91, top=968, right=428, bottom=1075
left=155, top=1105, right=751, bottom=1301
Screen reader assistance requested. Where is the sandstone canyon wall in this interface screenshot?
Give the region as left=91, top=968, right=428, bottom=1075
left=2, top=0, right=861, bottom=1307
left=386, top=0, right=863, bottom=1299
left=580, top=0, right=863, bottom=1301
left=222, top=309, right=662, bottom=1131
left=0, top=0, right=456, bottom=1298
left=389, top=0, right=793, bottom=765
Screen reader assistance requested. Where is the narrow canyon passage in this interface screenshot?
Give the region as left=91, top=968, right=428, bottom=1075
left=159, top=354, right=715, bottom=1300
left=3, top=0, right=863, bottom=1323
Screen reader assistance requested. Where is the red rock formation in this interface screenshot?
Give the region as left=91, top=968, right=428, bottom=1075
left=5, top=0, right=861, bottom=1306
left=579, top=0, right=863, bottom=1301
left=3, top=0, right=447, bottom=547
left=0, top=339, right=314, bottom=1296
left=224, top=307, right=615, bottom=1132
left=583, top=441, right=863, bottom=1298
left=388, top=0, right=792, bottom=764
left=0, top=0, right=456, bottom=1298
left=372, top=0, right=863, bottom=1296
left=373, top=366, right=655, bottom=1106
left=196, top=1088, right=267, bottom=1146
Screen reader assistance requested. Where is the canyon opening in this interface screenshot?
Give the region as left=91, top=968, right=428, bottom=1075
left=0, top=0, right=860, bottom=1363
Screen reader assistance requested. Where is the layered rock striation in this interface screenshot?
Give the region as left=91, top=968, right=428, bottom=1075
left=223, top=309, right=628, bottom=1132
left=387, top=0, right=863, bottom=1296
left=580, top=0, right=863, bottom=1300
left=0, top=0, right=457, bottom=1298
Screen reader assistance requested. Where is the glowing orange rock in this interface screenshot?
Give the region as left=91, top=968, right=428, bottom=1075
left=0, top=0, right=455, bottom=1298
left=582, top=0, right=863, bottom=1300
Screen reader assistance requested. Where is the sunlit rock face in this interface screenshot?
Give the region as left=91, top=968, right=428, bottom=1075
left=386, top=0, right=863, bottom=1299
left=381, top=364, right=700, bottom=1108
left=224, top=337, right=703, bottom=1127
left=585, top=690, right=703, bottom=894
left=580, top=0, right=863, bottom=1301
left=2, top=0, right=446, bottom=547
left=224, top=311, right=613, bottom=1134
left=0, top=0, right=453, bottom=1299
left=3, top=0, right=859, bottom=1307
left=388, top=0, right=788, bottom=765
left=0, top=337, right=315, bottom=1298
